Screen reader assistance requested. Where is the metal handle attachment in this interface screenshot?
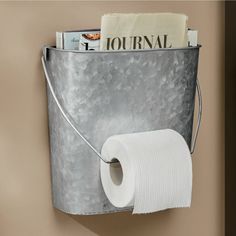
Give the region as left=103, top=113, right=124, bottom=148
left=42, top=56, right=113, bottom=164
left=42, top=56, right=202, bottom=162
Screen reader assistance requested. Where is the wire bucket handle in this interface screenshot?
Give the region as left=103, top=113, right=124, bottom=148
left=42, top=55, right=202, bottom=164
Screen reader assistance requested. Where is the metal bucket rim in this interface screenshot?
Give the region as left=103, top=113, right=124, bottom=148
left=43, top=44, right=201, bottom=55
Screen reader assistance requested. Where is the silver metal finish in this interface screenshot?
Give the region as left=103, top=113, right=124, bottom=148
left=42, top=45, right=201, bottom=215
left=42, top=56, right=202, bottom=158
left=42, top=57, right=112, bottom=164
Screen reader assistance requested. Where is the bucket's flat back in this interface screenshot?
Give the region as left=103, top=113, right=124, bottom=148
left=45, top=47, right=199, bottom=214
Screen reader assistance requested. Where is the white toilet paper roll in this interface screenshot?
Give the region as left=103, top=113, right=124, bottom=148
left=100, top=129, right=192, bottom=214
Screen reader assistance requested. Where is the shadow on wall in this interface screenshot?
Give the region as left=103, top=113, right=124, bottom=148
left=70, top=210, right=174, bottom=236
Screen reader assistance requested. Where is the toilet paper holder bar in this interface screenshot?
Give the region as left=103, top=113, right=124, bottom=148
left=41, top=55, right=202, bottom=164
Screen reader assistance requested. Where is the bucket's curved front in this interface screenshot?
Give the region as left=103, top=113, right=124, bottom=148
left=44, top=47, right=200, bottom=214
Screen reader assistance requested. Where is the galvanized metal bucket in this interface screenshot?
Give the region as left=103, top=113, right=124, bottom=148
left=42, top=45, right=202, bottom=215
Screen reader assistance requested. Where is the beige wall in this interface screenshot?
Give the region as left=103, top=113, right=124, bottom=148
left=0, top=1, right=224, bottom=236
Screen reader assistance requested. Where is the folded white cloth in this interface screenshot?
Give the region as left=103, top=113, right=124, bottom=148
left=100, top=129, right=192, bottom=214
